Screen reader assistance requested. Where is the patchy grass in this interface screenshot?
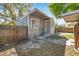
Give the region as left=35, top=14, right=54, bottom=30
left=50, top=33, right=65, bottom=40
left=16, top=42, right=66, bottom=56
left=0, top=35, right=79, bottom=56
left=59, top=33, right=74, bottom=39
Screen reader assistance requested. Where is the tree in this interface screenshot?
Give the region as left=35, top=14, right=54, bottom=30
left=0, top=3, right=31, bottom=26
left=48, top=3, right=79, bottom=17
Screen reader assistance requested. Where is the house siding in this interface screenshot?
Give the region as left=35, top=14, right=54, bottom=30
left=28, top=16, right=55, bottom=38
left=28, top=15, right=44, bottom=38
left=15, top=11, right=55, bottom=39
left=16, top=16, right=28, bottom=26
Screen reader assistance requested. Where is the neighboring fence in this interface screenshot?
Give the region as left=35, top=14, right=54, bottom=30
left=0, top=26, right=28, bottom=44
left=55, top=28, right=74, bottom=33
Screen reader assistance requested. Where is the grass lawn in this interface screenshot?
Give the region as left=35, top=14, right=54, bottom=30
left=59, top=33, right=74, bottom=39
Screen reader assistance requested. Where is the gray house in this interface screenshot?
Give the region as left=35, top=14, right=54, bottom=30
left=16, top=8, right=54, bottom=39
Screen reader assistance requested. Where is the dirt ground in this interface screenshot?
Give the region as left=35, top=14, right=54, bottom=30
left=0, top=36, right=79, bottom=56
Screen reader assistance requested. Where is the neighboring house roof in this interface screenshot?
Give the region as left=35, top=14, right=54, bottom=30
left=62, top=10, right=79, bottom=22
left=62, top=10, right=79, bottom=16
left=29, top=8, right=50, bottom=20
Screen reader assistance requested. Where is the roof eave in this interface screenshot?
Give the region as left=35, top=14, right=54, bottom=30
left=29, top=8, right=50, bottom=20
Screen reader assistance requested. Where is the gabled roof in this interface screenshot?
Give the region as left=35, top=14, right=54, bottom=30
left=29, top=8, right=50, bottom=20
left=62, top=10, right=79, bottom=22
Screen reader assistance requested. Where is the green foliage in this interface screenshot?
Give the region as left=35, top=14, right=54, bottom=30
left=0, top=3, right=31, bottom=26
left=0, top=21, right=15, bottom=26
left=60, top=33, right=74, bottom=39
left=48, top=3, right=79, bottom=17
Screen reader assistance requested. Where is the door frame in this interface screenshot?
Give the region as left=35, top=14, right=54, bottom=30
left=44, top=20, right=50, bottom=34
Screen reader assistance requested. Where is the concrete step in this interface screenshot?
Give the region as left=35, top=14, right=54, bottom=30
left=35, top=33, right=50, bottom=40
left=30, top=38, right=45, bottom=44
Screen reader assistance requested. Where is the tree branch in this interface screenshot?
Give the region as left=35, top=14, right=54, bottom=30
left=0, top=13, right=10, bottom=17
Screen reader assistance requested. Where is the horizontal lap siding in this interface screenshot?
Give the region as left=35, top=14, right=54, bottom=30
left=0, top=26, right=28, bottom=44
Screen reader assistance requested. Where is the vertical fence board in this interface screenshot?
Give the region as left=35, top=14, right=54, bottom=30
left=0, top=26, right=28, bottom=44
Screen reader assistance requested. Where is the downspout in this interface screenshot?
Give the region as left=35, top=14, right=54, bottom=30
left=27, top=9, right=30, bottom=39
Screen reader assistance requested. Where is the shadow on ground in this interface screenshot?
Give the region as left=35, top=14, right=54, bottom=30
left=15, top=36, right=67, bottom=56
left=0, top=36, right=68, bottom=56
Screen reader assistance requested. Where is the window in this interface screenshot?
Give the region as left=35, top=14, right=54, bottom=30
left=32, top=20, right=38, bottom=28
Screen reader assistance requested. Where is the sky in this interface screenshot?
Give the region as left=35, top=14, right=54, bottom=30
left=32, top=3, right=52, bottom=17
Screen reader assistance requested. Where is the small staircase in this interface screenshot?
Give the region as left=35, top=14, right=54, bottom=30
left=30, top=33, right=50, bottom=45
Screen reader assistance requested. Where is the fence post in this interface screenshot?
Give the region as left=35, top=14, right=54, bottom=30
left=74, top=23, right=79, bottom=50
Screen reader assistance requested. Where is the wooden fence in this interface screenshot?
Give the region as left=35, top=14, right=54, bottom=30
left=0, top=26, right=28, bottom=44
left=55, top=28, right=74, bottom=33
